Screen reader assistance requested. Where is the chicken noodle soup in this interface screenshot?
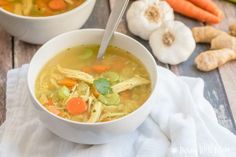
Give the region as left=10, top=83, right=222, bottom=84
left=0, top=0, right=85, bottom=16
left=35, top=45, right=151, bottom=122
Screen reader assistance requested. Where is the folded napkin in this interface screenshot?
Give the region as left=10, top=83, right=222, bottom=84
left=1, top=65, right=236, bottom=157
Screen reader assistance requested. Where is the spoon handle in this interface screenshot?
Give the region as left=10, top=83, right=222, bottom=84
left=97, top=0, right=129, bottom=59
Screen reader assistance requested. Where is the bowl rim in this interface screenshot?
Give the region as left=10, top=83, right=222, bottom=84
left=0, top=0, right=93, bottom=20
left=27, top=28, right=158, bottom=126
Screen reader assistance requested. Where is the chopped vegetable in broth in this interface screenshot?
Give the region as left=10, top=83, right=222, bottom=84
left=0, top=0, right=85, bottom=16
left=35, top=45, right=151, bottom=123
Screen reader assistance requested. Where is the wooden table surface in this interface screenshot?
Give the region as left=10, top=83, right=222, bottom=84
left=0, top=0, right=236, bottom=133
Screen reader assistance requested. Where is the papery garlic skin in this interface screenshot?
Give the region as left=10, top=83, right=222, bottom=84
left=149, top=21, right=196, bottom=65
left=142, top=0, right=159, bottom=5
left=159, top=1, right=174, bottom=23
left=126, top=0, right=174, bottom=40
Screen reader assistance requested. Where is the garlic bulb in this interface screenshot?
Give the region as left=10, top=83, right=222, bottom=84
left=126, top=0, right=174, bottom=40
left=149, top=21, right=196, bottom=65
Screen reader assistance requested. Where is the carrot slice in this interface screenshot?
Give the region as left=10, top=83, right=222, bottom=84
left=48, top=106, right=60, bottom=115
left=46, top=99, right=53, bottom=106
left=92, top=65, right=110, bottom=73
left=0, top=0, right=8, bottom=6
left=58, top=78, right=77, bottom=88
left=48, top=0, right=67, bottom=11
left=66, top=98, right=87, bottom=115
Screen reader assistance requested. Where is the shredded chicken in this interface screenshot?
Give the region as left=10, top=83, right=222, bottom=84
left=22, top=0, right=33, bottom=15
left=77, top=82, right=90, bottom=101
left=57, top=65, right=94, bottom=84
left=112, top=75, right=150, bottom=93
left=87, top=95, right=96, bottom=113
left=87, top=101, right=103, bottom=123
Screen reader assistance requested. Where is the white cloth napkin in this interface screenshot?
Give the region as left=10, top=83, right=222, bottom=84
left=1, top=64, right=236, bottom=157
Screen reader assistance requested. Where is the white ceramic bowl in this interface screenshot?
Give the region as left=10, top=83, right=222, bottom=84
left=0, top=0, right=96, bottom=44
left=27, top=29, right=158, bottom=144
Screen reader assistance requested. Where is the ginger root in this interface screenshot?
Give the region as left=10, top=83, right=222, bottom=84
left=192, top=26, right=225, bottom=43
left=211, top=34, right=236, bottom=51
left=229, top=23, right=236, bottom=37
left=195, top=48, right=236, bottom=71
left=193, top=25, right=236, bottom=72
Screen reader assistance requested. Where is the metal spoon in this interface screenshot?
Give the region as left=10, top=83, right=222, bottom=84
left=97, top=0, right=129, bottom=59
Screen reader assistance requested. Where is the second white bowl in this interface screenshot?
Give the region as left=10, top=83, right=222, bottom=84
left=0, top=0, right=96, bottom=44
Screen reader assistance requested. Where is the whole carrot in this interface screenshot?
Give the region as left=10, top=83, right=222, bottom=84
left=188, top=0, right=224, bottom=20
left=166, top=0, right=221, bottom=24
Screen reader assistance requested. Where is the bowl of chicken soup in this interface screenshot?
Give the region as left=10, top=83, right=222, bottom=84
left=27, top=29, right=158, bottom=144
left=0, top=0, right=95, bottom=44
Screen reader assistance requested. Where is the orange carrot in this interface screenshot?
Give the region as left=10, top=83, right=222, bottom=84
left=46, top=99, right=53, bottom=106
left=48, top=0, right=67, bottom=10
left=66, top=98, right=87, bottom=115
left=92, top=65, right=110, bottom=73
left=166, top=0, right=221, bottom=24
left=0, top=0, right=8, bottom=6
left=188, top=0, right=224, bottom=19
left=0, top=0, right=13, bottom=12
left=58, top=78, right=77, bottom=88
left=48, top=106, right=60, bottom=115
